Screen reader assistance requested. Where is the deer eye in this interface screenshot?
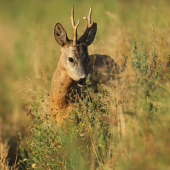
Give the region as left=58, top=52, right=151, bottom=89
left=68, top=57, right=74, bottom=63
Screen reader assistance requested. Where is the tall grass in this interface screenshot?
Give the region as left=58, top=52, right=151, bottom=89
left=0, top=0, right=170, bottom=168
left=18, top=25, right=170, bottom=169
left=0, top=129, right=18, bottom=170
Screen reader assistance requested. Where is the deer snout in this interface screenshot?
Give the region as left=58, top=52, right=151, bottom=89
left=77, top=78, right=86, bottom=87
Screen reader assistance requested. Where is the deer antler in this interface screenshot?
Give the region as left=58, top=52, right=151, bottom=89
left=79, top=7, right=95, bottom=43
left=83, top=7, right=94, bottom=28
left=70, top=6, right=80, bottom=46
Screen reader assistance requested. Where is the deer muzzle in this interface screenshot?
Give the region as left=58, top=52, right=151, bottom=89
left=77, top=78, right=86, bottom=87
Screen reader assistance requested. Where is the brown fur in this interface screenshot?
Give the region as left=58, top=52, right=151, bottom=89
left=49, top=54, right=119, bottom=125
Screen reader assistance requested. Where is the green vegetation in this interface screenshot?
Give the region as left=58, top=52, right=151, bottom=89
left=17, top=27, right=170, bottom=169
left=0, top=0, right=170, bottom=169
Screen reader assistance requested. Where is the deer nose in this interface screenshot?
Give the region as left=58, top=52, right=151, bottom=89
left=77, top=78, right=86, bottom=86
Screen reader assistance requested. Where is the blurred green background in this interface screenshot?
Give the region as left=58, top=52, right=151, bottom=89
left=0, top=0, right=169, bottom=133
left=0, top=0, right=170, bottom=167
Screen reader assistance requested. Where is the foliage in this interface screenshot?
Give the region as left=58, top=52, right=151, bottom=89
left=17, top=26, right=170, bottom=169
left=1, top=0, right=170, bottom=169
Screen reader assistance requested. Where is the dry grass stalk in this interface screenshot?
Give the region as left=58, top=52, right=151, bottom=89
left=0, top=131, right=18, bottom=170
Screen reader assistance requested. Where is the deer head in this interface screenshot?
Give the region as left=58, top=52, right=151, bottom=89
left=54, top=6, right=97, bottom=87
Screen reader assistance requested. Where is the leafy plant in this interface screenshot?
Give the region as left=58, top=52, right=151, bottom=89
left=17, top=25, right=170, bottom=170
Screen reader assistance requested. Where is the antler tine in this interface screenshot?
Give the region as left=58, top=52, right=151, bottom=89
left=79, top=7, right=95, bottom=43
left=83, top=7, right=93, bottom=28
left=70, top=6, right=80, bottom=46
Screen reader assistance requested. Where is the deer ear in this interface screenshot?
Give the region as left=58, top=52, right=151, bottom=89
left=54, top=23, right=69, bottom=47
left=86, top=23, right=97, bottom=46
left=79, top=23, right=97, bottom=46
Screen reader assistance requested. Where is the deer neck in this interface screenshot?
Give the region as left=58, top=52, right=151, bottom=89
left=50, top=59, right=74, bottom=110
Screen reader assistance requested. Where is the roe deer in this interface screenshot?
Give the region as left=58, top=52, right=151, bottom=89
left=49, top=6, right=119, bottom=125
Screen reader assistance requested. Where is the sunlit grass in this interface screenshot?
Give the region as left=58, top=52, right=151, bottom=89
left=0, top=130, right=18, bottom=170
left=17, top=26, right=170, bottom=169
left=0, top=0, right=170, bottom=168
